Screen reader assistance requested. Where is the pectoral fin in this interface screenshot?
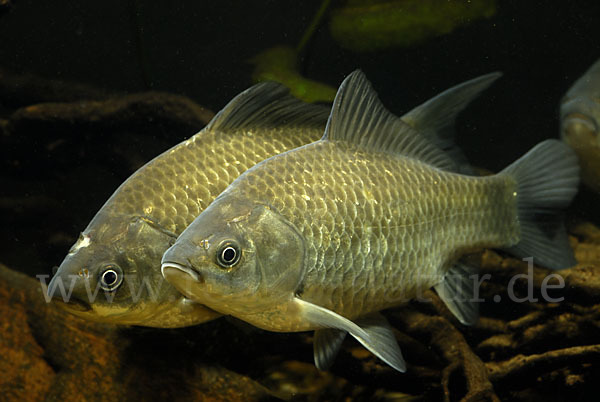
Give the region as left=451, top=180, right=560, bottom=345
left=295, top=297, right=369, bottom=340
left=295, top=298, right=406, bottom=372
left=313, top=329, right=347, bottom=371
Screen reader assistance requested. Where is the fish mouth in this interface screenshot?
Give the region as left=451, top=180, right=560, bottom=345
left=161, top=261, right=206, bottom=302
left=161, top=261, right=201, bottom=282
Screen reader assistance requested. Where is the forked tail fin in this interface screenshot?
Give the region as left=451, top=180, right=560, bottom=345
left=500, top=139, right=579, bottom=270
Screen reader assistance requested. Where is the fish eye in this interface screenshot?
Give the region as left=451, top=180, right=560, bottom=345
left=216, top=241, right=241, bottom=268
left=99, top=264, right=123, bottom=292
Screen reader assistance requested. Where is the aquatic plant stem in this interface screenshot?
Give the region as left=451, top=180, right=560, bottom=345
left=296, top=0, right=332, bottom=55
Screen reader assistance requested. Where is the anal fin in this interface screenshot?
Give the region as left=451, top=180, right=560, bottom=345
left=434, top=261, right=479, bottom=325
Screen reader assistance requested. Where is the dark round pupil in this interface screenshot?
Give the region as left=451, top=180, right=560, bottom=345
left=222, top=247, right=236, bottom=262
left=103, top=270, right=117, bottom=286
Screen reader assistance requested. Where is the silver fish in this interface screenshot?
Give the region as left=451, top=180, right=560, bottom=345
left=161, top=71, right=578, bottom=371
left=561, top=58, right=600, bottom=193
left=47, top=82, right=330, bottom=327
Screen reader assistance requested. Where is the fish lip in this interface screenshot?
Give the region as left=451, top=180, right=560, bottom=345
left=161, top=261, right=200, bottom=282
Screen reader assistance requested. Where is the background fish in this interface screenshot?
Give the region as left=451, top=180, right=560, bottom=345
left=561, top=58, right=600, bottom=193
left=162, top=70, right=578, bottom=371
left=47, top=82, right=330, bottom=327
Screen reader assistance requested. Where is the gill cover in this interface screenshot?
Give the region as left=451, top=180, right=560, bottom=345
left=249, top=204, right=305, bottom=296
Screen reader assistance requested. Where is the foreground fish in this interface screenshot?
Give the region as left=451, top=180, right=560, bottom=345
left=162, top=71, right=579, bottom=371
left=561, top=58, right=600, bottom=193
left=48, top=69, right=499, bottom=328
left=47, top=82, right=330, bottom=327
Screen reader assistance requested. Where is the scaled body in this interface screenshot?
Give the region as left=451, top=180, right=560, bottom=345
left=162, top=71, right=578, bottom=370
left=186, top=141, right=518, bottom=329
left=262, top=142, right=518, bottom=321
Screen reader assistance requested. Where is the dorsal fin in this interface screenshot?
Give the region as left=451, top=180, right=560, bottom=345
left=323, top=70, right=456, bottom=171
left=401, top=72, right=502, bottom=172
left=206, top=81, right=330, bottom=132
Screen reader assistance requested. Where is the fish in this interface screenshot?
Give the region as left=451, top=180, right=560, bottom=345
left=561, top=58, right=600, bottom=193
left=47, top=81, right=331, bottom=327
left=161, top=70, right=579, bottom=372
left=47, top=67, right=498, bottom=328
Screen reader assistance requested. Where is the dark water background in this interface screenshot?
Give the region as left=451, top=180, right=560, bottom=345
left=1, top=0, right=599, bottom=277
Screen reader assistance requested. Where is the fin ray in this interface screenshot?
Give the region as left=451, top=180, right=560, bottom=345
left=323, top=70, right=456, bottom=171
left=206, top=82, right=330, bottom=132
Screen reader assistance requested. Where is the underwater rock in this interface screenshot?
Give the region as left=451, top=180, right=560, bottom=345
left=6, top=91, right=215, bottom=140
left=1, top=87, right=215, bottom=184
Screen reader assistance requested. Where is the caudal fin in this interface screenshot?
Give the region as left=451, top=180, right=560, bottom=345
left=500, top=140, right=579, bottom=270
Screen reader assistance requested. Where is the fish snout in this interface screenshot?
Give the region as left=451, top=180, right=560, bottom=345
left=161, top=239, right=208, bottom=275
left=46, top=273, right=92, bottom=312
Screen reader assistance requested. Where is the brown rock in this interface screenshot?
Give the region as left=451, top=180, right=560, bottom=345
left=0, top=264, right=272, bottom=402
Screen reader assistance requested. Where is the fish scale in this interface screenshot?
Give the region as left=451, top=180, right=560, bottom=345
left=101, top=129, right=320, bottom=234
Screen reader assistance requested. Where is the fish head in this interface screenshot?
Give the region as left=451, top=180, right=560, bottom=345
left=48, top=212, right=220, bottom=327
left=162, top=195, right=305, bottom=317
left=561, top=58, right=600, bottom=192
